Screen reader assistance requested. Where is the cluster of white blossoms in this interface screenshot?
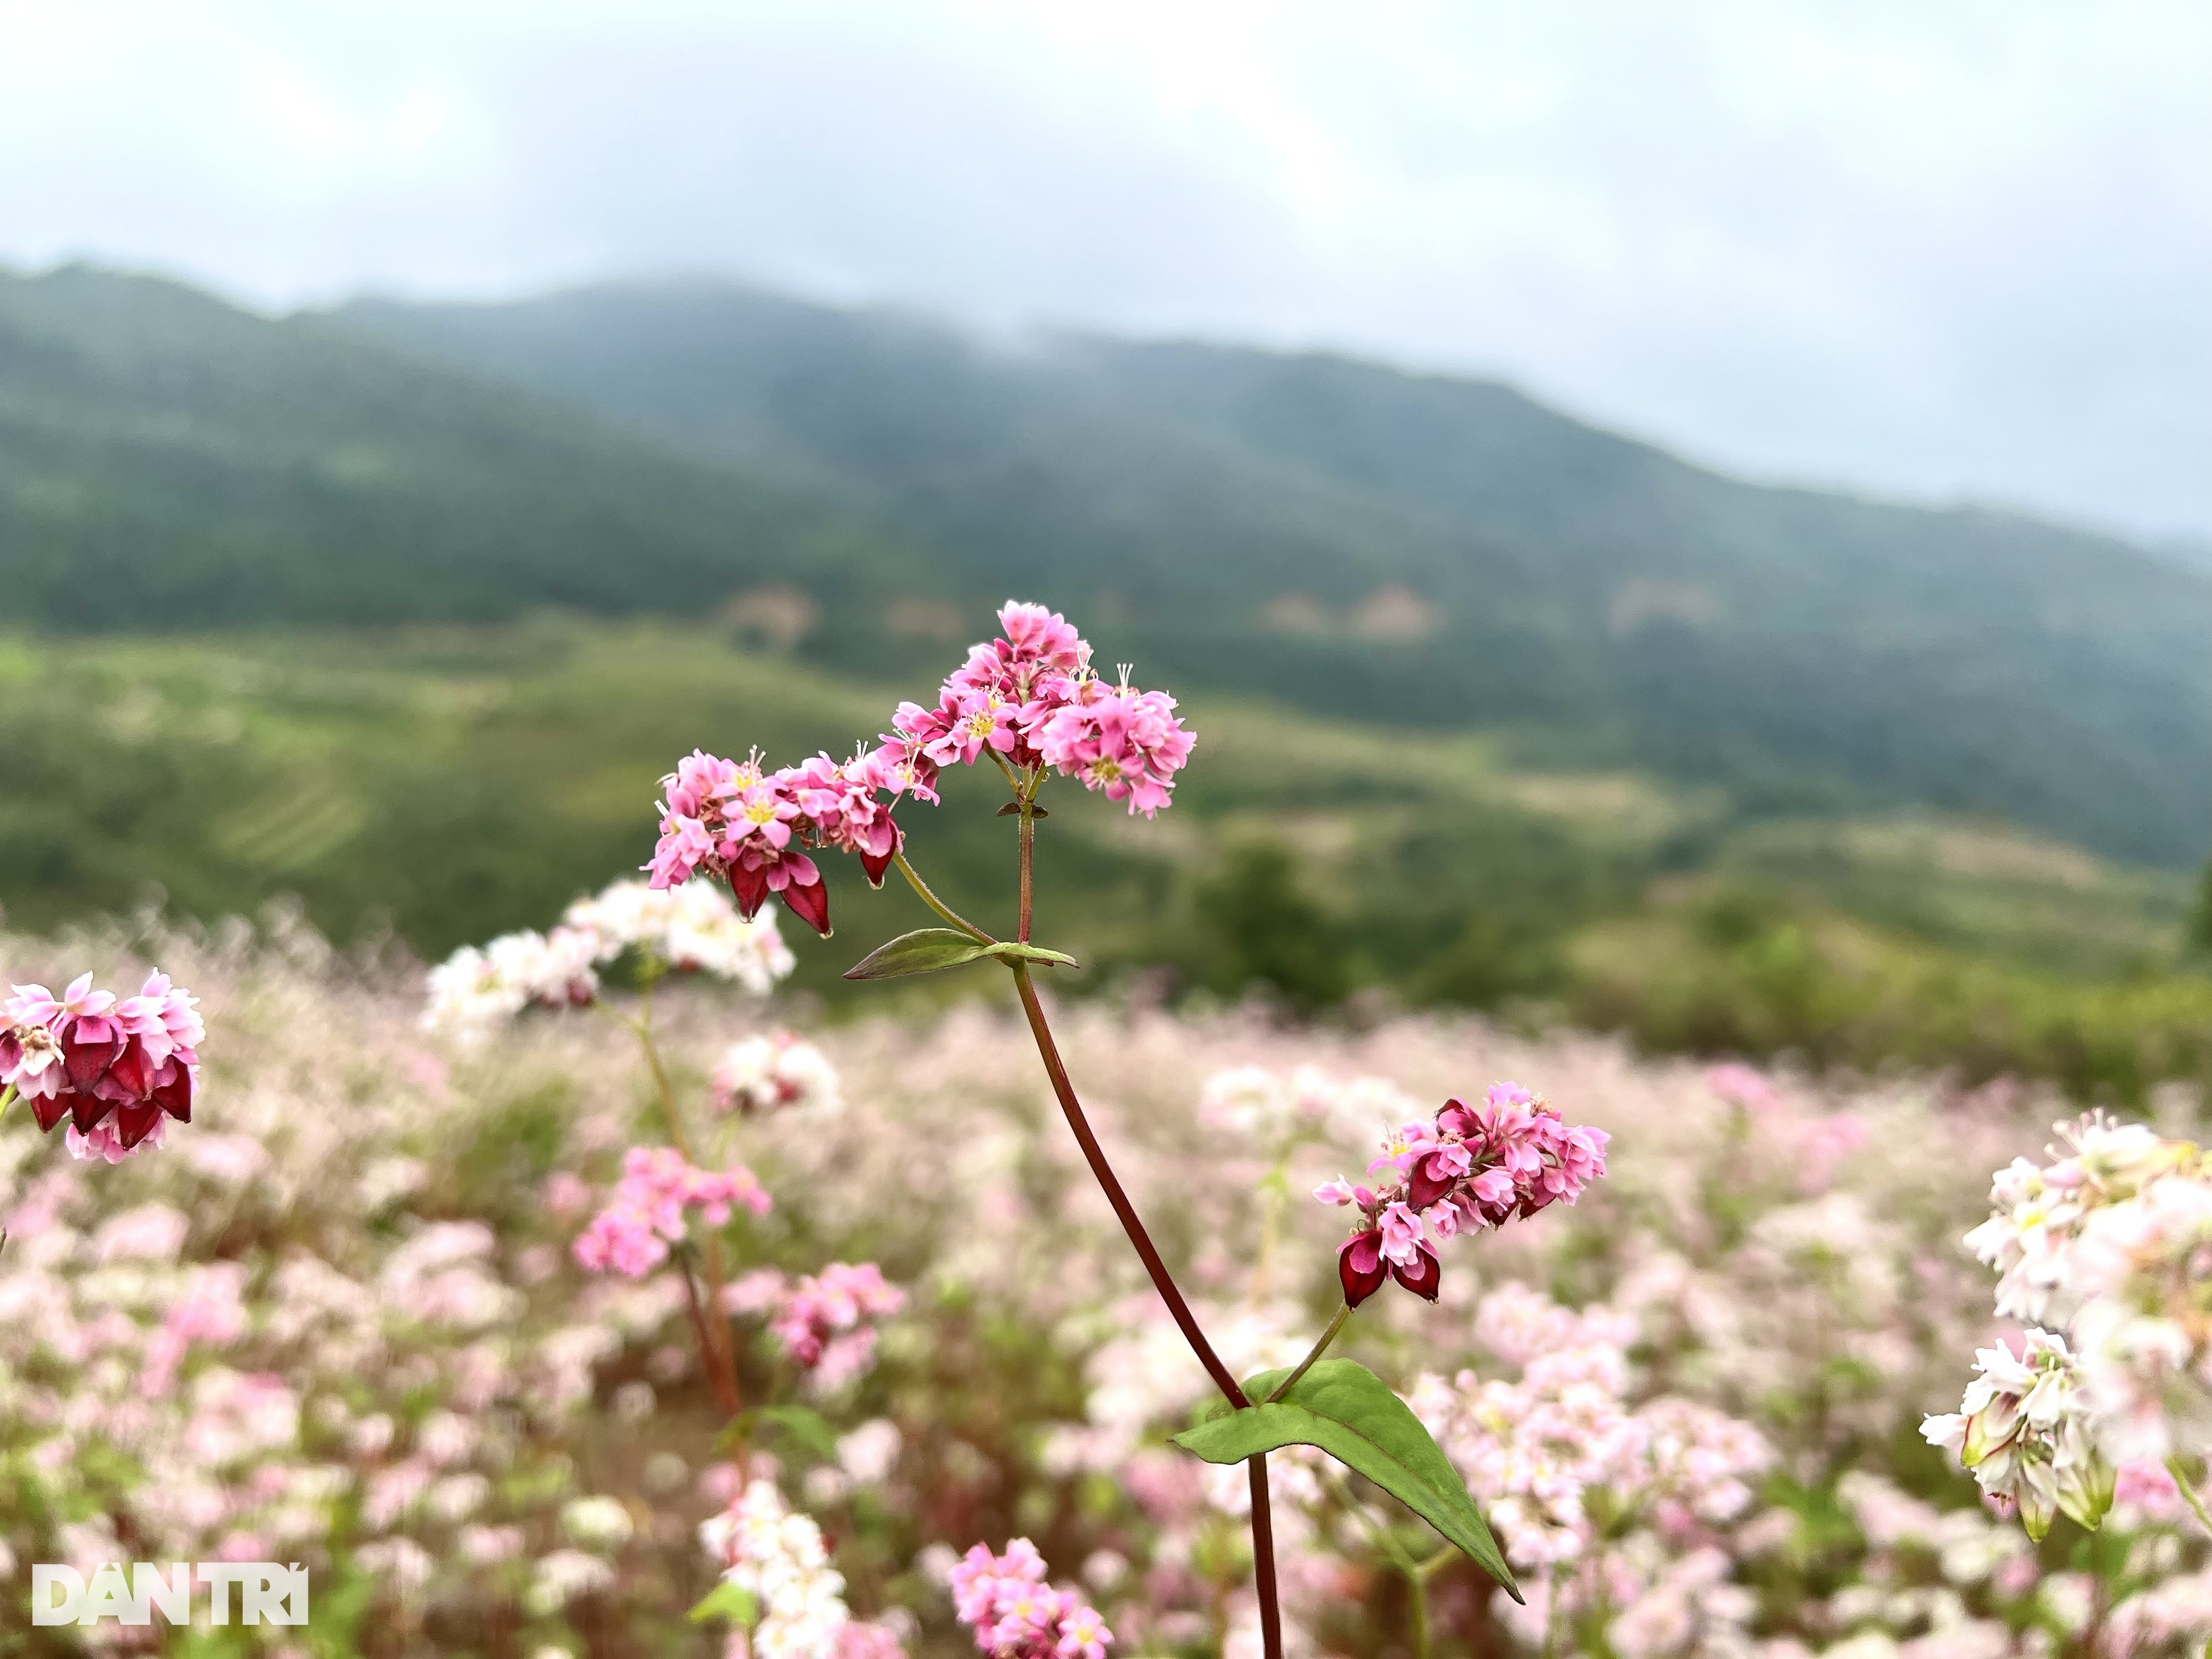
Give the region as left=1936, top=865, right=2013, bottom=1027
left=699, top=1479, right=900, bottom=1659
left=1196, top=1063, right=1420, bottom=1158
left=1920, top=1328, right=2113, bottom=1542
left=423, top=928, right=603, bottom=1037
left=562, top=878, right=796, bottom=992
left=712, top=1031, right=844, bottom=1118
left=1926, top=1111, right=2212, bottom=1538
left=423, top=878, right=795, bottom=1040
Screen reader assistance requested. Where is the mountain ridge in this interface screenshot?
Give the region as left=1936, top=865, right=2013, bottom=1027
left=330, top=275, right=2212, bottom=869
left=0, top=262, right=2203, bottom=870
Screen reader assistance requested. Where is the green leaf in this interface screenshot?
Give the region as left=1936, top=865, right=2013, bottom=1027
left=716, top=1402, right=843, bottom=1461
left=843, top=928, right=993, bottom=980
left=980, top=942, right=1079, bottom=971
left=1170, top=1359, right=1519, bottom=1600
left=763, top=1403, right=844, bottom=1461
left=688, top=1580, right=758, bottom=1627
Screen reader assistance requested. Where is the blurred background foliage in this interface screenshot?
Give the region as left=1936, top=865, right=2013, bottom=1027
left=3, top=620, right=2205, bottom=1108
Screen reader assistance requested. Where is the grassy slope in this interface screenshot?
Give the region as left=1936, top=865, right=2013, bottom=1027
left=3, top=620, right=2204, bottom=1100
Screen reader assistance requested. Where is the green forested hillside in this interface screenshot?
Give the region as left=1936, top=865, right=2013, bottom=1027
left=4, top=264, right=2206, bottom=869
left=336, top=279, right=2212, bottom=869
left=0, top=266, right=920, bottom=628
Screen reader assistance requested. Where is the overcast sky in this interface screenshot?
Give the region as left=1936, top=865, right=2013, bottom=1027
left=4, top=1, right=2208, bottom=542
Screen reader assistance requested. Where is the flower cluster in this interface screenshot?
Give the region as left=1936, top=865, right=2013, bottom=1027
left=887, top=602, right=1086, bottom=789
left=886, top=604, right=1193, bottom=818
left=948, top=1538, right=1113, bottom=1659
left=424, top=878, right=793, bottom=1040
left=2, top=969, right=202, bottom=1156
left=1921, top=1328, right=2113, bottom=1541
left=713, top=1031, right=843, bottom=1118
left=765, top=1262, right=906, bottom=1389
left=571, top=1147, right=772, bottom=1278
left=645, top=746, right=906, bottom=935
left=424, top=928, right=601, bottom=1037
left=646, top=602, right=1196, bottom=937
left=1930, top=1110, right=2212, bottom=1529
left=1961, top=1109, right=2197, bottom=1326
left=564, top=877, right=797, bottom=991
left=1315, top=1083, right=1608, bottom=1305
left=699, top=1478, right=904, bottom=1659
left=1415, top=1286, right=1770, bottom=1572
left=1411, top=1285, right=1769, bottom=1657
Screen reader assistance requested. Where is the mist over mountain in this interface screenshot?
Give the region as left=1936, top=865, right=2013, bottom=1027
left=1, top=263, right=2205, bottom=872
left=335, top=277, right=2212, bottom=869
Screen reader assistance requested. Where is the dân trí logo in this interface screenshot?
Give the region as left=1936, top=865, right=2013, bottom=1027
left=32, top=1562, right=309, bottom=1626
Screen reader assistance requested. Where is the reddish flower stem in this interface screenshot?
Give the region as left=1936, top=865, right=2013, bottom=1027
left=1009, top=960, right=1279, bottom=1658
left=678, top=1251, right=740, bottom=1418
left=1008, top=966, right=1248, bottom=1407
left=1249, top=1457, right=1283, bottom=1658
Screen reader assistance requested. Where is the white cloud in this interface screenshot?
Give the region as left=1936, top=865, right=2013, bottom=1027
left=0, top=0, right=2205, bottom=538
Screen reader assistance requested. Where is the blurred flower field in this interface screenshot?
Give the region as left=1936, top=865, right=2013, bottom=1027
left=4, top=904, right=2210, bottom=1659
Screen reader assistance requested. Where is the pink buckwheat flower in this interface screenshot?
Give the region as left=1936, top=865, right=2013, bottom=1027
left=573, top=1206, right=669, bottom=1277
left=572, top=1148, right=770, bottom=1279
left=995, top=602, right=1086, bottom=676
left=4, top=969, right=201, bottom=1151
left=880, top=600, right=1195, bottom=807
left=1325, top=1081, right=1608, bottom=1308
left=766, top=1261, right=905, bottom=1380
left=789, top=750, right=905, bottom=886
left=645, top=744, right=899, bottom=937
left=949, top=1538, right=1110, bottom=1659
left=67, top=1116, right=166, bottom=1162
left=1032, top=672, right=1194, bottom=817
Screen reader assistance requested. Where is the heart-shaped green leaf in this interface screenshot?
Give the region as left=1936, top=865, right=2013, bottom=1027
left=1170, top=1359, right=1519, bottom=1599
left=688, top=1580, right=757, bottom=1627
left=843, top=928, right=993, bottom=980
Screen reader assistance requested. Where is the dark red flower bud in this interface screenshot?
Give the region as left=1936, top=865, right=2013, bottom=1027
left=1436, top=1098, right=1475, bottom=1139
left=30, top=1091, right=71, bottom=1133
left=1390, top=1242, right=1442, bottom=1301
left=114, top=1101, right=165, bottom=1150
left=107, top=1038, right=155, bottom=1102
left=727, top=861, right=772, bottom=920
left=779, top=874, right=832, bottom=937
left=71, top=1092, right=116, bottom=1134
left=1407, top=1152, right=1455, bottom=1213
left=63, top=1027, right=124, bottom=1090
left=1338, top=1230, right=1388, bottom=1307
left=152, top=1060, right=193, bottom=1122
left=858, top=833, right=901, bottom=890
